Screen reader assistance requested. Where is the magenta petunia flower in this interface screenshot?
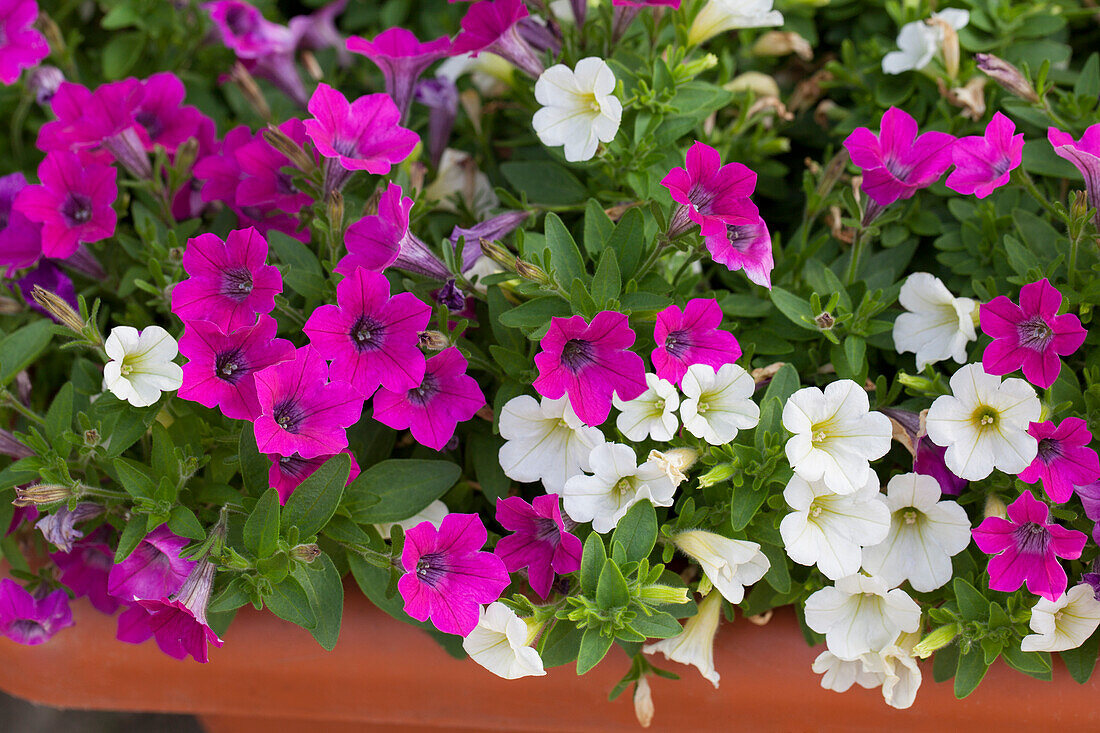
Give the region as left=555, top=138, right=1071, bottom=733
left=133, top=72, right=210, bottom=154
left=979, top=278, right=1086, bottom=389
left=373, top=347, right=485, bottom=451
left=234, top=118, right=312, bottom=214
left=843, top=107, right=955, bottom=206
left=612, top=0, right=680, bottom=5
left=972, top=490, right=1086, bottom=602
left=0, top=172, right=42, bottom=273
left=171, top=227, right=283, bottom=331
left=288, top=0, right=349, bottom=64
left=714, top=213, right=774, bottom=288
left=253, top=346, right=364, bottom=459
left=107, top=525, right=194, bottom=603
left=13, top=151, right=117, bottom=259
left=135, top=559, right=223, bottom=663
left=914, top=434, right=967, bottom=496
left=494, top=494, right=581, bottom=599
left=206, top=0, right=294, bottom=58
left=532, top=311, right=647, bottom=427
left=0, top=579, right=73, bottom=645
left=0, top=0, right=48, bottom=85
left=399, top=512, right=510, bottom=636
left=1017, top=418, right=1100, bottom=504
left=267, top=450, right=361, bottom=505
left=177, top=315, right=296, bottom=421
left=304, top=267, right=431, bottom=399
left=661, top=141, right=759, bottom=239
left=193, top=124, right=253, bottom=208
left=1048, top=123, right=1100, bottom=230
left=303, top=82, right=418, bottom=192
left=451, top=0, right=544, bottom=79
left=81, top=78, right=151, bottom=178
left=652, top=298, right=742, bottom=386
left=347, top=28, right=451, bottom=121
left=51, top=531, right=120, bottom=614
left=944, top=111, right=1023, bottom=199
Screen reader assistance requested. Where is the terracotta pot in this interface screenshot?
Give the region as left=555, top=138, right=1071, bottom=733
left=0, top=582, right=1097, bottom=732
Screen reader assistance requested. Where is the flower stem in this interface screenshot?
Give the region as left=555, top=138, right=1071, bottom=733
left=1016, top=168, right=1062, bottom=220
left=0, top=389, right=45, bottom=425
left=844, top=227, right=866, bottom=286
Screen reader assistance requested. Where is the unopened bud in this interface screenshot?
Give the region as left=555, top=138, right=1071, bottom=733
left=975, top=53, right=1040, bottom=104
left=264, top=124, right=315, bottom=174
left=31, top=286, right=84, bottom=333
left=928, top=18, right=960, bottom=79
left=514, top=258, right=551, bottom=285
left=290, top=543, right=322, bottom=563
left=327, top=190, right=345, bottom=230
left=724, top=71, right=780, bottom=98
left=752, top=31, right=813, bottom=61
left=637, top=584, right=690, bottom=605
left=229, top=62, right=272, bottom=121
left=0, top=296, right=21, bottom=315
left=83, top=429, right=100, bottom=447
left=984, top=494, right=1007, bottom=520
left=27, top=65, right=64, bottom=106
left=418, top=330, right=449, bottom=351
left=816, top=149, right=849, bottom=200
left=912, top=623, right=959, bottom=659
left=479, top=238, right=516, bottom=272
left=814, top=311, right=835, bottom=330
left=633, top=677, right=654, bottom=728
left=1071, top=190, right=1090, bottom=222
left=301, top=50, right=323, bottom=81
left=697, top=463, right=734, bottom=488
left=13, top=483, right=73, bottom=507
left=36, top=12, right=65, bottom=58
left=173, top=137, right=200, bottom=179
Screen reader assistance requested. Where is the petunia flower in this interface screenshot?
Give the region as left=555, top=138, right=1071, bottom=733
left=34, top=502, right=102, bottom=553
left=533, top=311, right=647, bottom=427
left=843, top=107, right=955, bottom=207
left=860, top=473, right=971, bottom=592
left=532, top=57, right=622, bottom=163
left=643, top=591, right=723, bottom=688
left=234, top=118, right=313, bottom=215
left=779, top=472, right=890, bottom=580
left=662, top=141, right=758, bottom=242
left=206, top=0, right=294, bottom=59
left=14, top=151, right=117, bottom=259
left=376, top=499, right=448, bottom=540
left=423, top=148, right=500, bottom=218
left=135, top=557, right=224, bottom=663
left=372, top=347, right=485, bottom=451
left=804, top=575, right=921, bottom=660
left=267, top=450, right=360, bottom=505
left=782, top=379, right=892, bottom=495
left=451, top=0, right=544, bottom=79
left=1017, top=418, right=1100, bottom=504
left=415, top=77, right=459, bottom=168
left=336, top=182, right=450, bottom=279
left=892, top=272, right=978, bottom=370
left=561, top=442, right=677, bottom=533
left=1048, top=123, right=1100, bottom=230
left=0, top=0, right=48, bottom=85
left=496, top=394, right=606, bottom=494
left=979, top=278, right=1086, bottom=389
left=945, top=112, right=1023, bottom=198
left=347, top=28, right=451, bottom=121
left=613, top=373, right=680, bottom=442
left=972, top=490, right=1086, bottom=601
left=26, top=64, right=63, bottom=106
left=171, top=227, right=283, bottom=331
left=107, top=525, right=194, bottom=603
left=652, top=298, right=742, bottom=386
left=1020, top=583, right=1100, bottom=653
left=192, top=124, right=252, bottom=209
left=462, top=602, right=546, bottom=679
left=0, top=172, right=42, bottom=272
left=494, top=494, right=582, bottom=599
left=812, top=651, right=884, bottom=695
left=688, top=0, right=783, bottom=46
left=399, top=513, right=510, bottom=636
left=925, top=363, right=1041, bottom=481
left=0, top=579, right=73, bottom=646
left=103, top=326, right=184, bottom=408
left=51, top=533, right=119, bottom=614
left=860, top=635, right=924, bottom=710
left=253, top=346, right=363, bottom=459
left=680, top=363, right=759, bottom=445
left=132, top=72, right=210, bottom=154
left=177, top=315, right=296, bottom=421
left=881, top=10, right=969, bottom=75
left=288, top=0, right=350, bottom=64
left=673, top=530, right=769, bottom=604
left=304, top=267, right=431, bottom=399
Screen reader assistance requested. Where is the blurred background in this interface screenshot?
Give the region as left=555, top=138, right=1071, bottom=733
left=0, top=691, right=201, bottom=732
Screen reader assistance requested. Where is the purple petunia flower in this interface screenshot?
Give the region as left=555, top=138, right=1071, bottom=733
left=914, top=434, right=967, bottom=496
left=177, top=315, right=296, bottom=421
left=14, top=151, right=118, bottom=259
left=253, top=346, right=364, bottom=459
left=449, top=210, right=527, bottom=257
left=1077, top=482, right=1100, bottom=545
left=652, top=298, right=742, bottom=386
left=51, top=531, right=120, bottom=615
left=1017, top=418, right=1100, bottom=504
left=0, top=172, right=42, bottom=273
left=134, top=557, right=223, bottom=663
left=171, top=227, right=283, bottom=331
left=494, top=494, right=581, bottom=599
left=979, top=278, right=1086, bottom=389
left=712, top=213, right=774, bottom=289
left=132, top=72, right=210, bottom=154
left=373, top=347, right=485, bottom=451
left=972, top=490, right=1086, bottom=602
left=267, top=450, right=360, bottom=505
left=304, top=267, right=431, bottom=399
left=193, top=124, right=253, bottom=209
left=533, top=311, right=647, bottom=427
left=34, top=502, right=102, bottom=553
left=843, top=106, right=955, bottom=207
left=451, top=0, right=544, bottom=79
left=234, top=118, right=312, bottom=214
left=944, top=111, right=1023, bottom=199
left=662, top=141, right=759, bottom=239
left=399, top=513, right=510, bottom=636
left=288, top=0, right=350, bottom=65
left=415, top=77, right=459, bottom=169
left=0, top=579, right=73, bottom=645
left=1048, top=123, right=1100, bottom=230
left=0, top=0, right=48, bottom=85
left=107, top=525, right=195, bottom=603
left=206, top=0, right=294, bottom=58
left=347, top=27, right=451, bottom=121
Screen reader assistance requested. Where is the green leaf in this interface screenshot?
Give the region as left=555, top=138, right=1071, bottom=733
left=932, top=642, right=960, bottom=683
left=244, top=488, right=281, bottom=559
left=343, top=459, right=460, bottom=523
left=577, top=628, right=614, bottom=674
left=113, top=458, right=156, bottom=499
left=608, top=208, right=645, bottom=279
left=1075, top=53, right=1100, bottom=100
left=268, top=230, right=326, bottom=303
left=760, top=544, right=790, bottom=594
left=583, top=199, right=614, bottom=257
left=208, top=576, right=251, bottom=613
left=954, top=647, right=990, bottom=698
left=0, top=320, right=53, bottom=387
left=101, top=31, right=144, bottom=78
left=114, top=516, right=148, bottom=563
left=543, top=213, right=587, bottom=290
left=591, top=249, right=621, bottom=305
left=539, top=621, right=584, bottom=667
left=1061, top=626, right=1100, bottom=683
left=167, top=505, right=205, bottom=540
left=769, top=288, right=818, bottom=331
left=596, top=561, right=630, bottom=610
left=730, top=483, right=769, bottom=531
left=1001, top=645, right=1052, bottom=681
left=953, top=578, right=989, bottom=621
left=264, top=575, right=318, bottom=629
left=500, top=161, right=587, bottom=206
left=630, top=611, right=683, bottom=639
left=44, top=384, right=73, bottom=449
left=282, top=454, right=351, bottom=538
left=497, top=296, right=572, bottom=329
left=467, top=433, right=510, bottom=503
left=294, top=553, right=344, bottom=651
left=238, top=425, right=269, bottom=497
left=580, top=532, right=607, bottom=596
left=610, top=501, right=656, bottom=563
left=150, top=423, right=179, bottom=491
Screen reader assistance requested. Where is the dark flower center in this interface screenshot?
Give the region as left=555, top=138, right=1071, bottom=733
left=272, top=398, right=305, bottom=433
left=277, top=455, right=315, bottom=480
left=561, top=338, right=594, bottom=372
left=1037, top=437, right=1062, bottom=464
left=10, top=619, right=46, bottom=641
left=687, top=183, right=717, bottom=216
left=214, top=347, right=248, bottom=384
left=275, top=172, right=297, bottom=196
left=416, top=551, right=447, bottom=587
left=61, top=193, right=93, bottom=227
left=224, top=6, right=257, bottom=35
left=533, top=517, right=561, bottom=543
left=663, top=328, right=692, bottom=359
left=883, top=154, right=914, bottom=181
left=1017, top=316, right=1054, bottom=351
left=350, top=316, right=383, bottom=352
left=333, top=138, right=359, bottom=158
left=135, top=110, right=163, bottom=142
left=220, top=267, right=254, bottom=302
left=1013, top=521, right=1050, bottom=556
left=408, top=373, right=439, bottom=406
left=726, top=223, right=754, bottom=252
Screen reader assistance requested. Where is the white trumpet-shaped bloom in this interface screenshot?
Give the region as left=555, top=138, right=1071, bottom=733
left=562, top=443, right=677, bottom=533
left=497, top=395, right=605, bottom=494
left=462, top=602, right=546, bottom=680
left=812, top=651, right=884, bottom=693
left=1021, top=584, right=1100, bottom=653
left=688, top=0, right=784, bottom=46
left=674, top=530, right=770, bottom=604
left=804, top=575, right=921, bottom=660
left=881, top=9, right=970, bottom=75
left=614, top=373, right=680, bottom=441
left=532, top=57, right=622, bottom=162
left=643, top=591, right=723, bottom=688
left=103, top=326, right=184, bottom=407
left=892, top=272, right=978, bottom=370
left=680, top=363, right=759, bottom=446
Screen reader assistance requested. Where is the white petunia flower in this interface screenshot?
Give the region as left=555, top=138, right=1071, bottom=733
left=424, top=149, right=499, bottom=217
left=881, top=10, right=970, bottom=75
left=892, top=273, right=978, bottom=370
left=924, top=363, right=1040, bottom=481
left=643, top=591, right=723, bottom=688
left=498, top=395, right=606, bottom=494
left=103, top=326, right=183, bottom=407
left=804, top=575, right=921, bottom=660
left=532, top=57, right=622, bottom=162
left=812, top=651, right=884, bottom=693
left=673, top=530, right=770, bottom=604
left=779, top=472, right=890, bottom=580
left=647, top=448, right=699, bottom=486
left=861, top=633, right=923, bottom=710
left=1021, top=584, right=1100, bottom=653
left=680, top=363, right=760, bottom=446
left=614, top=373, right=680, bottom=441
left=462, top=602, right=546, bottom=680
left=375, top=500, right=448, bottom=540
left=782, top=380, right=892, bottom=496
left=562, top=443, right=677, bottom=533
left=861, top=473, right=971, bottom=592
left=688, top=0, right=784, bottom=46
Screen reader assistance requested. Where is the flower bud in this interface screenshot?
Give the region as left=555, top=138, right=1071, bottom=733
left=928, top=18, right=960, bottom=79
left=264, top=124, right=316, bottom=174
left=27, top=65, right=64, bottom=106
left=696, top=463, right=734, bottom=488
left=418, top=330, right=449, bottom=351
left=975, top=53, right=1040, bottom=104
left=1071, top=190, right=1090, bottom=222
left=984, top=494, right=1007, bottom=519
left=752, top=31, right=813, bottom=61
left=83, top=429, right=100, bottom=448
left=724, top=71, right=780, bottom=98
left=479, top=238, right=516, bottom=272
left=637, top=583, right=691, bottom=605
left=814, top=311, right=835, bottom=330
left=0, top=296, right=21, bottom=315
left=289, top=543, right=322, bottom=563
left=912, top=623, right=959, bottom=659
left=173, top=137, right=200, bottom=180
left=633, top=677, right=654, bottom=728
left=327, top=190, right=345, bottom=232
left=13, top=484, right=73, bottom=507
left=31, top=286, right=84, bottom=334
left=648, top=448, right=699, bottom=485
left=514, top=258, right=551, bottom=286
left=229, top=62, right=272, bottom=121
